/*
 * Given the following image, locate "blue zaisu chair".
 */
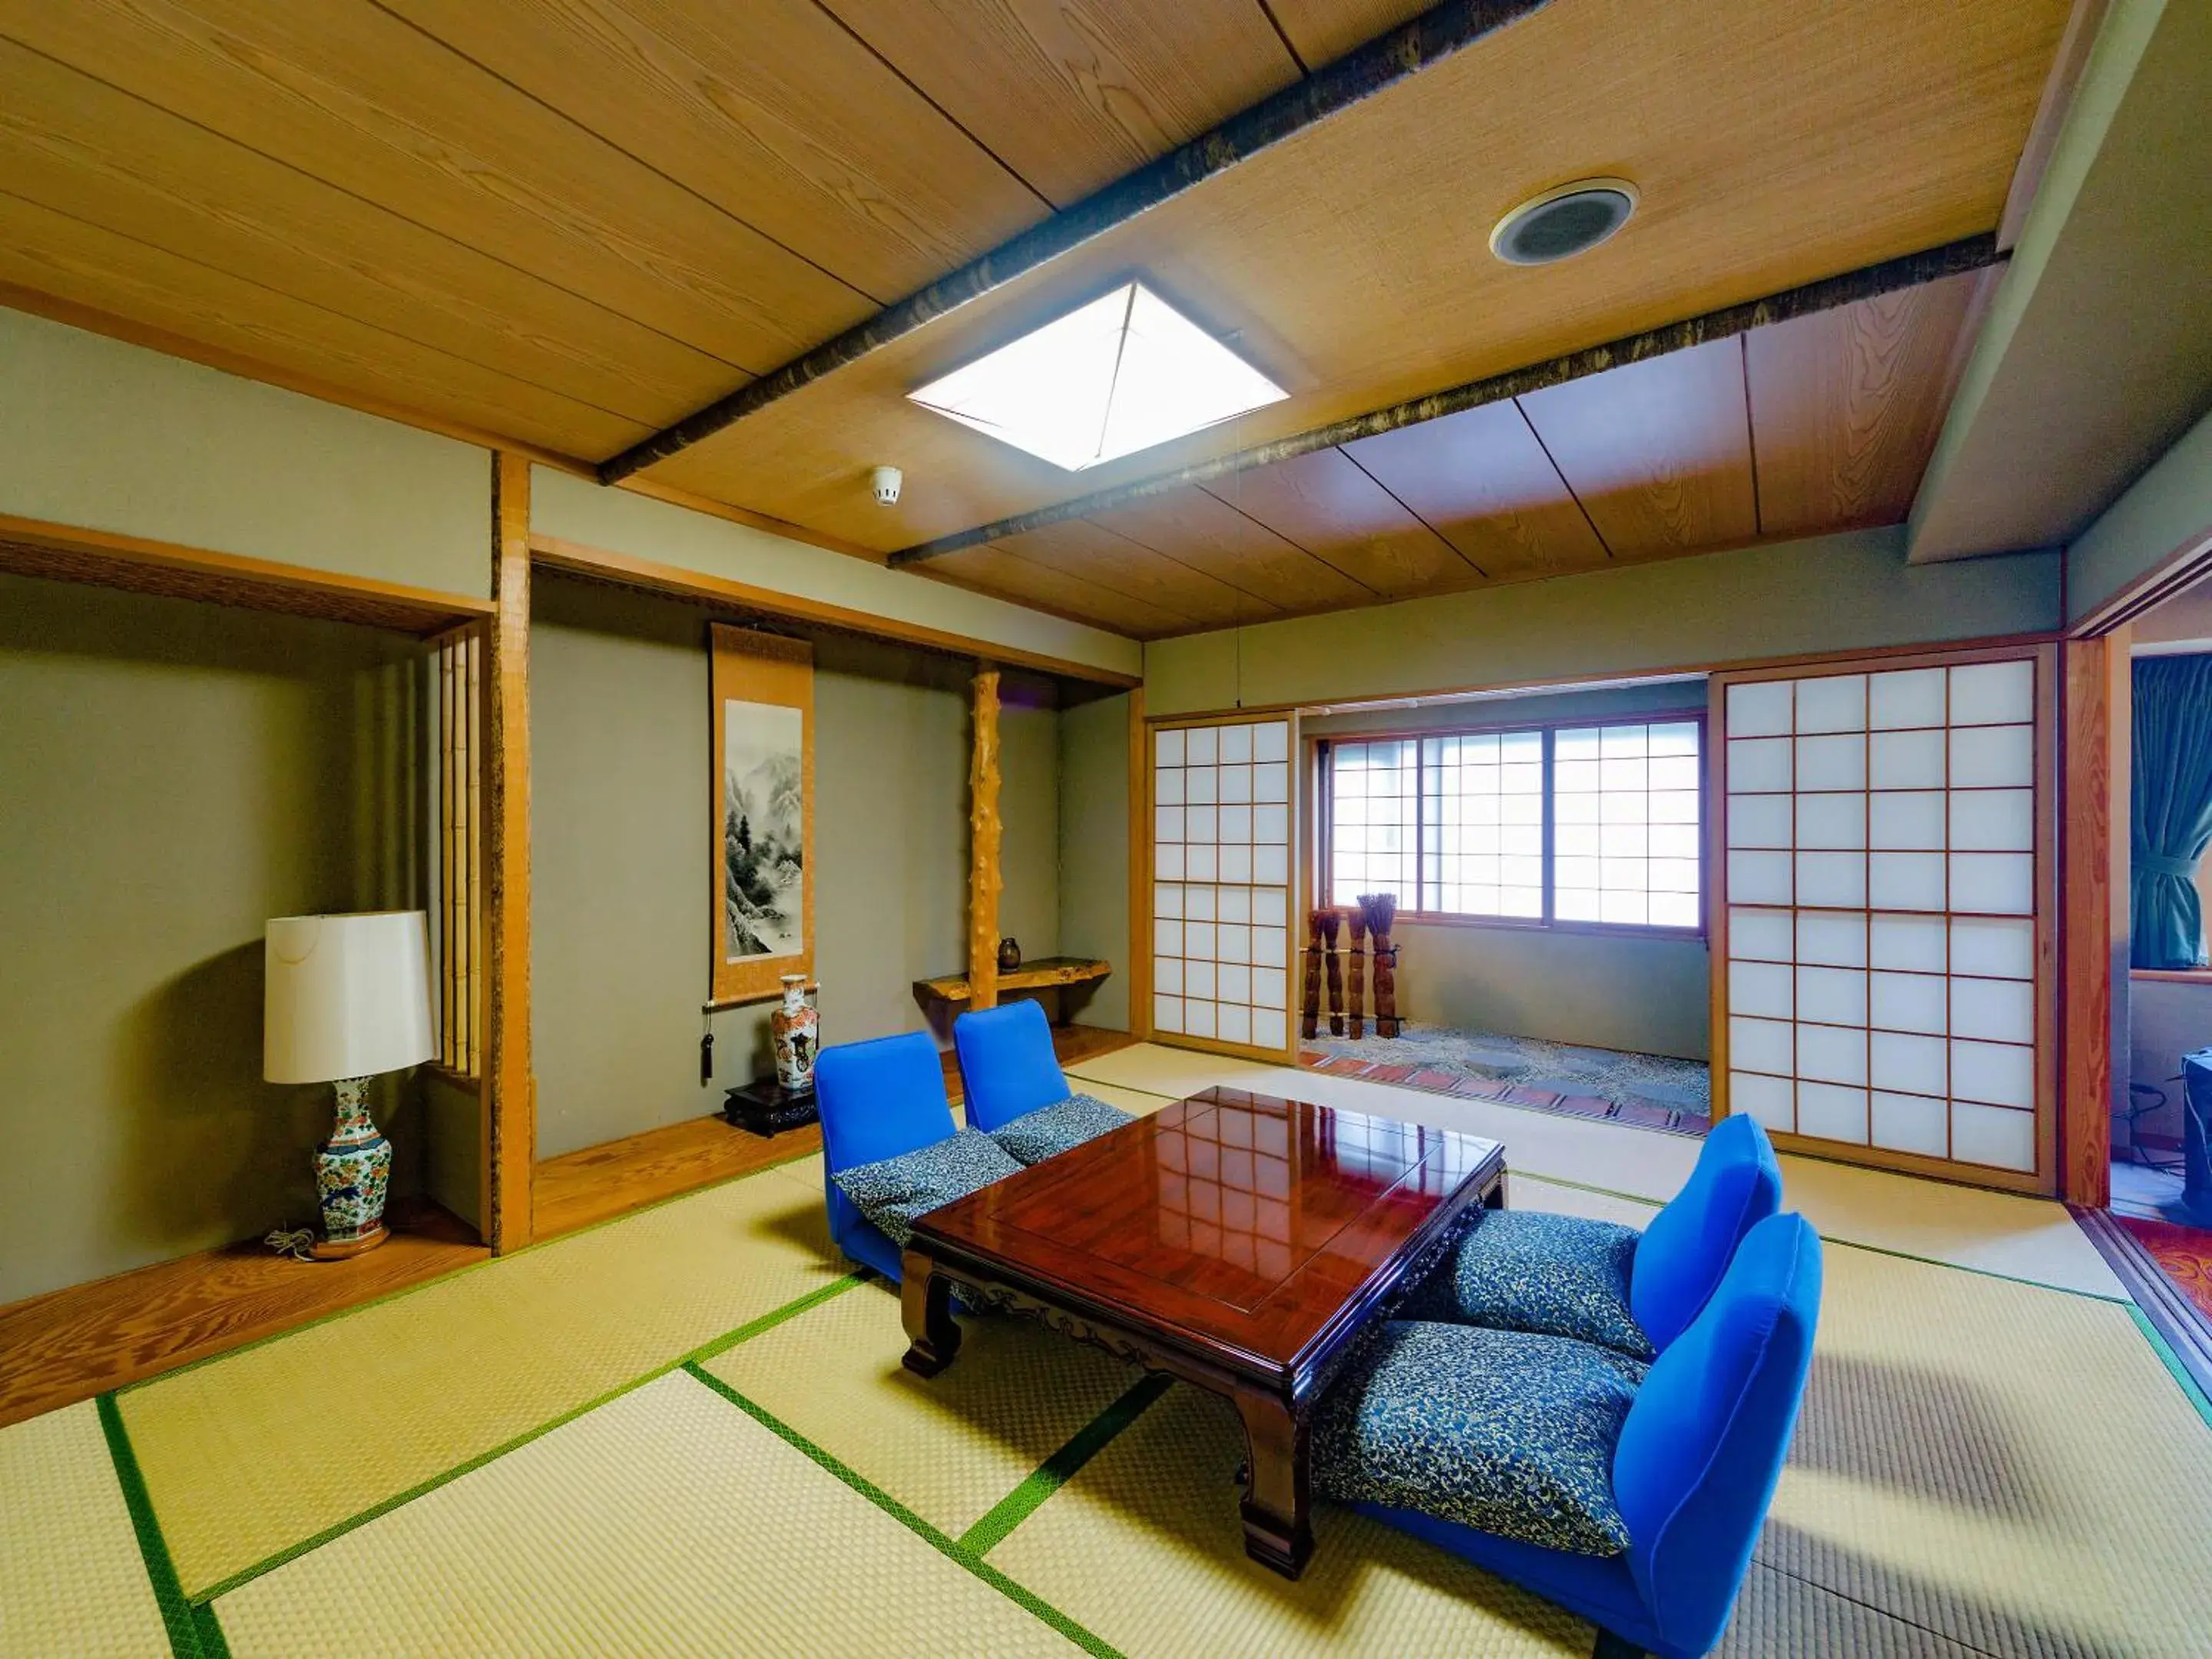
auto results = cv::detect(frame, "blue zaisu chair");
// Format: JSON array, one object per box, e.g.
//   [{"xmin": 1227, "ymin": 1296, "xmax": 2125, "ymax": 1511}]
[
  {"xmin": 813, "ymin": 1031, "xmax": 959, "ymax": 1283},
  {"xmin": 952, "ymin": 998, "xmax": 1070, "ymax": 1131}
]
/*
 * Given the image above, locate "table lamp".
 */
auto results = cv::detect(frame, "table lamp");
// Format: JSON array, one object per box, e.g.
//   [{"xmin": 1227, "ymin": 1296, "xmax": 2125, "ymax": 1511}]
[{"xmin": 264, "ymin": 911, "xmax": 434, "ymax": 1259}]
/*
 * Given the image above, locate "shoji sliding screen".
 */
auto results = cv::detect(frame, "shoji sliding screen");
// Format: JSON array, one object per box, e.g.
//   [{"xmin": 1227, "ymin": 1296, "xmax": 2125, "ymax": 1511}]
[
  {"xmin": 1150, "ymin": 714, "xmax": 1297, "ymax": 1061},
  {"xmin": 1713, "ymin": 648, "xmax": 2056, "ymax": 1194}
]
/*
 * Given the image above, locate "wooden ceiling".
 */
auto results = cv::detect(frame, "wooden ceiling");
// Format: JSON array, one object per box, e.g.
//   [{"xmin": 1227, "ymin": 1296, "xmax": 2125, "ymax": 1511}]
[{"xmin": 0, "ymin": 0, "xmax": 2070, "ymax": 637}]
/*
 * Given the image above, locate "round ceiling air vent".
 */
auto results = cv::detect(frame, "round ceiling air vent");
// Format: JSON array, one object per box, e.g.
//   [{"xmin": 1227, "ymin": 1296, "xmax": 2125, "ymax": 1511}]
[{"xmin": 1489, "ymin": 179, "xmax": 1638, "ymax": 266}]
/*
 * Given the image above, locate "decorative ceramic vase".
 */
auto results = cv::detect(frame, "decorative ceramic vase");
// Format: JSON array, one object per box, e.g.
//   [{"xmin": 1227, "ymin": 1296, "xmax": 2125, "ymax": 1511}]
[
  {"xmin": 997, "ymin": 937, "xmax": 1022, "ymax": 972},
  {"xmin": 316, "ymin": 1075, "xmax": 392, "ymax": 1248},
  {"xmin": 771, "ymin": 973, "xmax": 818, "ymax": 1091}
]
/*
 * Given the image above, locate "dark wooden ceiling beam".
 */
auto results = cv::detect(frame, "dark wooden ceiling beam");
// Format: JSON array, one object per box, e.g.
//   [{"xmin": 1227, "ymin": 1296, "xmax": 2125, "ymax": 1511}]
[
  {"xmin": 594, "ymin": 0, "xmax": 1553, "ymax": 485},
  {"xmin": 888, "ymin": 235, "xmax": 2004, "ymax": 567}
]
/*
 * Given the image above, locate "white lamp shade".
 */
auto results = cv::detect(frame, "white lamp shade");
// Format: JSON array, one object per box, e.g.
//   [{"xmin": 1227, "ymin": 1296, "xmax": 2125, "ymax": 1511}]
[{"xmin": 264, "ymin": 911, "xmax": 435, "ymax": 1084}]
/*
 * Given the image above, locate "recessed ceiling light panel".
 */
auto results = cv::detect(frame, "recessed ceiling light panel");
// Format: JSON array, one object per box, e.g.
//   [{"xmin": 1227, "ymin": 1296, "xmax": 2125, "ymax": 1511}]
[
  {"xmin": 1490, "ymin": 179, "xmax": 1638, "ymax": 266},
  {"xmin": 907, "ymin": 282, "xmax": 1287, "ymax": 471}
]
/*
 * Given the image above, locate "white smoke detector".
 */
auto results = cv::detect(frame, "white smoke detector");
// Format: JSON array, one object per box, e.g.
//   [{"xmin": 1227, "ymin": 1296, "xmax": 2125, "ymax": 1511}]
[{"xmin": 870, "ymin": 465, "xmax": 902, "ymax": 506}]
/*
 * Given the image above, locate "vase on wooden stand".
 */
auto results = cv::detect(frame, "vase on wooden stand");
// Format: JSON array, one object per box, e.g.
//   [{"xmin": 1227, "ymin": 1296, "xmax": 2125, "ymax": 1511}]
[{"xmin": 771, "ymin": 972, "xmax": 818, "ymax": 1091}]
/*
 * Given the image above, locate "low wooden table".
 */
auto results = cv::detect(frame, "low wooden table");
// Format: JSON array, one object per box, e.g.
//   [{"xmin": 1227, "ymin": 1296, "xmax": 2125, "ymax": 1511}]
[{"xmin": 900, "ymin": 1086, "xmax": 1505, "ymax": 1578}]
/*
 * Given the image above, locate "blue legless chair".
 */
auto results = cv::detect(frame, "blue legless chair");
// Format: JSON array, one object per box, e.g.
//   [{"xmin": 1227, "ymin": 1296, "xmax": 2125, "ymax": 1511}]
[
  {"xmin": 815, "ymin": 1031, "xmax": 958, "ymax": 1282},
  {"xmin": 953, "ymin": 998, "xmax": 1070, "ymax": 1131},
  {"xmin": 1359, "ymin": 1212, "xmax": 1825, "ymax": 1658}
]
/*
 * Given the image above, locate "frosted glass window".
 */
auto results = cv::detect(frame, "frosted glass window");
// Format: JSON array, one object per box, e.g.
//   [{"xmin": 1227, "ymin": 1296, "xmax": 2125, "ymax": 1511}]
[
  {"xmin": 1794, "ymin": 674, "xmax": 1866, "ymax": 733},
  {"xmin": 1730, "ymin": 1015, "xmax": 1793, "ymax": 1075},
  {"xmin": 1871, "ymin": 1031, "xmax": 1946, "ymax": 1096},
  {"xmin": 1870, "ymin": 792, "xmax": 1945, "ymax": 850},
  {"xmin": 1797, "ymin": 1024, "xmax": 1868, "ymax": 1085},
  {"xmin": 1869, "ymin": 912, "xmax": 1947, "ymax": 972},
  {"xmin": 1731, "ymin": 1071, "xmax": 1794, "ymax": 1133},
  {"xmin": 1872, "ymin": 1091, "xmax": 1948, "ymax": 1157},
  {"xmin": 1949, "ymin": 1040, "xmax": 2034, "ymax": 1108},
  {"xmin": 1730, "ymin": 907, "xmax": 1796, "ymax": 961},
  {"xmin": 1420, "ymin": 729, "xmax": 1545, "ymax": 918},
  {"xmin": 1729, "ymin": 851, "xmax": 1792, "ymax": 905},
  {"xmin": 1728, "ymin": 794, "xmax": 1793, "ymax": 848},
  {"xmin": 1797, "ymin": 1082, "xmax": 1869, "ymax": 1144},
  {"xmin": 1796, "ymin": 911, "xmax": 1867, "ymax": 966},
  {"xmin": 1949, "ymin": 724, "xmax": 2032, "ymax": 788},
  {"xmin": 1949, "ymin": 790, "xmax": 2034, "ymax": 853},
  {"xmin": 1728, "ymin": 737, "xmax": 1792, "ymax": 792},
  {"xmin": 1797, "ymin": 966, "xmax": 1867, "ymax": 1025},
  {"xmin": 1330, "ymin": 739, "xmax": 1416, "ymax": 906},
  {"xmin": 1727, "ymin": 680, "xmax": 1793, "ymax": 737},
  {"xmin": 1949, "ymin": 661, "xmax": 2034, "ymax": 725},
  {"xmin": 1796, "ymin": 794, "xmax": 1866, "ymax": 849},
  {"xmin": 1949, "ymin": 853, "xmax": 2034, "ymax": 915},
  {"xmin": 1796, "ymin": 852, "xmax": 1866, "ymax": 909},
  {"xmin": 1730, "ymin": 960, "xmax": 1793, "ymax": 1019},
  {"xmin": 1870, "ymin": 729, "xmax": 1945, "ymax": 790},
  {"xmin": 1869, "ymin": 668, "xmax": 1945, "ymax": 729},
  {"xmin": 1951, "ymin": 916, "xmax": 2033, "ymax": 980},
  {"xmin": 1796, "ymin": 735, "xmax": 1866, "ymax": 792},
  {"xmin": 1870, "ymin": 971, "xmax": 1946, "ymax": 1035},
  {"xmin": 1869, "ymin": 853, "xmax": 1945, "ymax": 911},
  {"xmin": 1952, "ymin": 977, "xmax": 2035, "ymax": 1044},
  {"xmin": 1951, "ymin": 1102, "xmax": 2034, "ymax": 1171},
  {"xmin": 1554, "ymin": 722, "xmax": 1698, "ymax": 929}
]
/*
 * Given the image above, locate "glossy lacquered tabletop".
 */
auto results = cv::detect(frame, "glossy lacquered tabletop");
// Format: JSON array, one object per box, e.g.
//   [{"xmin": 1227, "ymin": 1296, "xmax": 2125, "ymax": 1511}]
[{"xmin": 913, "ymin": 1088, "xmax": 1502, "ymax": 1373}]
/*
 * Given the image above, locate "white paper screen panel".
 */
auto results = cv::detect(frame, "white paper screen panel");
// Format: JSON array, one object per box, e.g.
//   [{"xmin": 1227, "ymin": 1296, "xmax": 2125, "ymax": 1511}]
[
  {"xmin": 1154, "ymin": 717, "xmax": 1293, "ymax": 1054},
  {"xmin": 1720, "ymin": 660, "xmax": 2043, "ymax": 1179}
]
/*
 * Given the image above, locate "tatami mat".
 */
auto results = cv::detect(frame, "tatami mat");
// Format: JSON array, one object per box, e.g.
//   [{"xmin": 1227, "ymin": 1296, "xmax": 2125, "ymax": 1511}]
[
  {"xmin": 1065, "ymin": 1045, "xmax": 2124, "ymax": 1300},
  {"xmin": 988, "ymin": 1381, "xmax": 1593, "ymax": 1657},
  {"xmin": 1717, "ymin": 1561, "xmax": 1984, "ymax": 1657},
  {"xmin": 703, "ymin": 1280, "xmax": 1141, "ymax": 1537},
  {"xmin": 1757, "ymin": 1245, "xmax": 2212, "ymax": 1658},
  {"xmin": 120, "ymin": 1167, "xmax": 849, "ymax": 1598},
  {"xmin": 0, "ymin": 1402, "xmax": 169, "ymax": 1658},
  {"xmin": 210, "ymin": 1370, "xmax": 1080, "ymax": 1657}
]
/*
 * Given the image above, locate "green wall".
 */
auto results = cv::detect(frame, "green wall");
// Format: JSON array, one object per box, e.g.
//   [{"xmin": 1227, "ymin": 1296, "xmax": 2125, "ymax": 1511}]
[
  {"xmin": 2067, "ymin": 406, "xmax": 2212, "ymax": 624},
  {"xmin": 1057, "ymin": 691, "xmax": 1133, "ymax": 1031},
  {"xmin": 0, "ymin": 572, "xmax": 422, "ymax": 1305},
  {"xmin": 1144, "ymin": 527, "xmax": 2059, "ymax": 716},
  {"xmin": 0, "ymin": 308, "xmax": 489, "ymax": 598},
  {"xmin": 1306, "ymin": 682, "xmax": 1711, "ymax": 1058},
  {"xmin": 529, "ymin": 575, "xmax": 1062, "ymax": 1159}
]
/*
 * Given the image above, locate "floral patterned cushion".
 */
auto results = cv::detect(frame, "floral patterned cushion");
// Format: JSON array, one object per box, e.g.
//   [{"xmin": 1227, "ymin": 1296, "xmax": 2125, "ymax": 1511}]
[
  {"xmin": 1314, "ymin": 1321, "xmax": 1640, "ymax": 1556},
  {"xmin": 988, "ymin": 1092, "xmax": 1134, "ymax": 1165},
  {"xmin": 1400, "ymin": 1209, "xmax": 1653, "ymax": 1361},
  {"xmin": 830, "ymin": 1128, "xmax": 1022, "ymax": 1247}
]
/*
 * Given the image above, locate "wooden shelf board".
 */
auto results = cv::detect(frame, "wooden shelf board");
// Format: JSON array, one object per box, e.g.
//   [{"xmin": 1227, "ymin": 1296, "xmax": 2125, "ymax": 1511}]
[
  {"xmin": 914, "ymin": 955, "xmax": 1112, "ymax": 1007},
  {"xmin": 0, "ymin": 1198, "xmax": 485, "ymax": 1430}
]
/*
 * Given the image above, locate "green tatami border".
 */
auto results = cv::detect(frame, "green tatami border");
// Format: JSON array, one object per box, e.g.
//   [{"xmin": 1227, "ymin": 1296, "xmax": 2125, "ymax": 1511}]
[
  {"xmin": 187, "ymin": 1270, "xmax": 869, "ymax": 1606},
  {"xmin": 97, "ymin": 1392, "xmax": 211, "ymax": 1659},
  {"xmin": 2128, "ymin": 1305, "xmax": 2212, "ymax": 1429},
  {"xmin": 682, "ymin": 1362, "xmax": 1124, "ymax": 1659},
  {"xmin": 959, "ymin": 1371, "xmax": 1174, "ymax": 1556}
]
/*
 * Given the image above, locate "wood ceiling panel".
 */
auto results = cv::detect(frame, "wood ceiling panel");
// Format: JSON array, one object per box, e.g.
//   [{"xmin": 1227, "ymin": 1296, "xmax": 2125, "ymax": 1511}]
[
  {"xmin": 1210, "ymin": 449, "xmax": 1480, "ymax": 597},
  {"xmin": 0, "ymin": 40, "xmax": 724, "ymax": 433},
  {"xmin": 1341, "ymin": 399, "xmax": 1609, "ymax": 580},
  {"xmin": 645, "ymin": 0, "xmax": 2065, "ymax": 545},
  {"xmin": 1088, "ymin": 486, "xmax": 1376, "ymax": 612},
  {"xmin": 1518, "ymin": 339, "xmax": 1757, "ymax": 558},
  {"xmin": 820, "ymin": 0, "xmax": 1301, "ymax": 207},
  {"xmin": 1746, "ymin": 272, "xmax": 1984, "ymax": 540},
  {"xmin": 1264, "ymin": 1, "xmax": 1429, "ymax": 71},
  {"xmin": 0, "ymin": 0, "xmax": 873, "ymax": 376},
  {"xmin": 378, "ymin": 0, "xmax": 1048, "ymax": 304},
  {"xmin": 988, "ymin": 519, "xmax": 1273, "ymax": 628},
  {"xmin": 925, "ymin": 545, "xmax": 1192, "ymax": 638},
  {"xmin": 0, "ymin": 190, "xmax": 651, "ymax": 459}
]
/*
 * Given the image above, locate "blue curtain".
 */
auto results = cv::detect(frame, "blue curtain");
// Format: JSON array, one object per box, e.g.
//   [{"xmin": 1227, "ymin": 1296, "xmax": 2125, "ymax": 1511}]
[{"xmin": 2131, "ymin": 655, "xmax": 2212, "ymax": 969}]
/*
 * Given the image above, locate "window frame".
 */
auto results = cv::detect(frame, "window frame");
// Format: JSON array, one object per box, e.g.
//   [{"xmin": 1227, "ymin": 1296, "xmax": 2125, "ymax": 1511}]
[{"xmin": 1313, "ymin": 709, "xmax": 1709, "ymax": 941}]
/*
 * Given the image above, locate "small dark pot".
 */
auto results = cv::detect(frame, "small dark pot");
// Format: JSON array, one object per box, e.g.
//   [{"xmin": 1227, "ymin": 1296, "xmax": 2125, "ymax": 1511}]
[{"xmin": 997, "ymin": 937, "xmax": 1022, "ymax": 972}]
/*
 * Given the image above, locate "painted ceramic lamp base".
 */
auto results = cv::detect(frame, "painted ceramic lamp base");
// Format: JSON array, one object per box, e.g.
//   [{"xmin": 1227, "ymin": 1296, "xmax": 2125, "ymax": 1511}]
[{"xmin": 313, "ymin": 1074, "xmax": 392, "ymax": 1259}]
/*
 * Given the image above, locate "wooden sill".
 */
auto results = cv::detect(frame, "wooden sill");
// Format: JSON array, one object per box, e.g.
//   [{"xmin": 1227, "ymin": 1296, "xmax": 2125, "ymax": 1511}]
[{"xmin": 2131, "ymin": 968, "xmax": 2212, "ymax": 984}]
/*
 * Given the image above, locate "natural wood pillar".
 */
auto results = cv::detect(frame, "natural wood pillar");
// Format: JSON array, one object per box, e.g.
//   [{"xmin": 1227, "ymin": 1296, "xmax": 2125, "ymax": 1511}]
[
  {"xmin": 969, "ymin": 667, "xmax": 1003, "ymax": 1012},
  {"xmin": 485, "ymin": 452, "xmax": 534, "ymax": 1251},
  {"xmin": 2061, "ymin": 630, "xmax": 2128, "ymax": 1208}
]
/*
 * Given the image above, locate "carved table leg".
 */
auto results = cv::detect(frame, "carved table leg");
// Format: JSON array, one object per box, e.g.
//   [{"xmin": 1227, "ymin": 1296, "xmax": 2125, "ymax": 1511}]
[
  {"xmin": 1233, "ymin": 1391, "xmax": 1312, "ymax": 1578},
  {"xmin": 899, "ymin": 1250, "xmax": 961, "ymax": 1377},
  {"xmin": 1485, "ymin": 1169, "xmax": 1510, "ymax": 1210}
]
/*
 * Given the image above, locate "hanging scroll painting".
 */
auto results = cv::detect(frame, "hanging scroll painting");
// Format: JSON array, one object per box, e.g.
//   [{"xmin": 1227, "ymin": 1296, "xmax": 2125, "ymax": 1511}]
[{"xmin": 710, "ymin": 624, "xmax": 814, "ymax": 1004}]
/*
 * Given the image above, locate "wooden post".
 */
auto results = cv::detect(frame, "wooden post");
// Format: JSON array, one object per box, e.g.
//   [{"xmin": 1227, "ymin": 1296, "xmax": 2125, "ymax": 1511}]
[
  {"xmin": 969, "ymin": 667, "xmax": 1003, "ymax": 1012},
  {"xmin": 2061, "ymin": 631, "xmax": 2128, "ymax": 1208},
  {"xmin": 485, "ymin": 452, "xmax": 534, "ymax": 1252}
]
